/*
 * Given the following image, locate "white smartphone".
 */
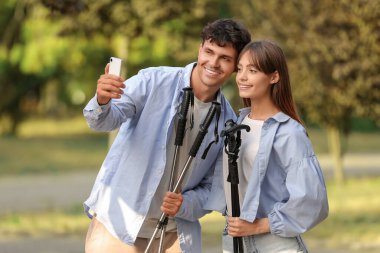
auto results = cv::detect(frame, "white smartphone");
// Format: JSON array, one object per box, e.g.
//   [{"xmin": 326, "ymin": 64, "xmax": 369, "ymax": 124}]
[{"xmin": 109, "ymin": 57, "xmax": 122, "ymax": 76}]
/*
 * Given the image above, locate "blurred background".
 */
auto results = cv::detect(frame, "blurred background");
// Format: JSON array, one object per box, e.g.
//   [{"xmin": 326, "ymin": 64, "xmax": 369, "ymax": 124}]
[{"xmin": 0, "ymin": 0, "xmax": 379, "ymax": 252}]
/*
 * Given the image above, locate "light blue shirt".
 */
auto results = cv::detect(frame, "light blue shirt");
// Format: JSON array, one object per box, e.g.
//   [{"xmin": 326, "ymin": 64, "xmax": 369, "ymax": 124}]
[
  {"xmin": 205, "ymin": 108, "xmax": 329, "ymax": 237},
  {"xmin": 83, "ymin": 63, "xmax": 236, "ymax": 252}
]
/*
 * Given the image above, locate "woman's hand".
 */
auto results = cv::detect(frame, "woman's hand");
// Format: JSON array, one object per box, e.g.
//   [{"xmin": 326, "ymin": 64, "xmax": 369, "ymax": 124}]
[{"xmin": 227, "ymin": 217, "xmax": 270, "ymax": 237}]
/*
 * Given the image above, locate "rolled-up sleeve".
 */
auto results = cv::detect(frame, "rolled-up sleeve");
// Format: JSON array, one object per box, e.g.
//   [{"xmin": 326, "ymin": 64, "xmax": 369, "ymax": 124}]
[
  {"xmin": 268, "ymin": 155, "xmax": 329, "ymax": 237},
  {"xmin": 176, "ymin": 163, "xmax": 215, "ymax": 222},
  {"xmin": 83, "ymin": 96, "xmax": 113, "ymax": 130}
]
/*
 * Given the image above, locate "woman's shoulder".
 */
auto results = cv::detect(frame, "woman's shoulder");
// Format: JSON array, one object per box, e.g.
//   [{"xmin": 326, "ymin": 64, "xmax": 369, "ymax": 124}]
[
  {"xmin": 274, "ymin": 114, "xmax": 313, "ymax": 152},
  {"xmin": 270, "ymin": 115, "xmax": 316, "ymax": 166},
  {"xmin": 274, "ymin": 113, "xmax": 307, "ymax": 137}
]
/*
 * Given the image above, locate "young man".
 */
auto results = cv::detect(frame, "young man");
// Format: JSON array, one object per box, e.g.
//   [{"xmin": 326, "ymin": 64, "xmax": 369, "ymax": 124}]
[{"xmin": 83, "ymin": 18, "xmax": 251, "ymax": 253}]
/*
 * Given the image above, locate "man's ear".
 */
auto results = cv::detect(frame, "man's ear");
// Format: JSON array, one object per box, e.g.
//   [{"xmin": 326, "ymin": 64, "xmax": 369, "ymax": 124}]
[{"xmin": 271, "ymin": 71, "xmax": 280, "ymax": 84}]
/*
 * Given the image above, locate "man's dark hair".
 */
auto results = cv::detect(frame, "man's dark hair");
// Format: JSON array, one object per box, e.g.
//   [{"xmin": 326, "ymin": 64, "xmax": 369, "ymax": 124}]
[{"xmin": 201, "ymin": 19, "xmax": 251, "ymax": 55}]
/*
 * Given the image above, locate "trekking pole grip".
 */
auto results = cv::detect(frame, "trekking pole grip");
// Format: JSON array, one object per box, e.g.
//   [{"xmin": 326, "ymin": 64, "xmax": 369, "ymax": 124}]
[
  {"xmin": 175, "ymin": 87, "xmax": 193, "ymax": 146},
  {"xmin": 189, "ymin": 101, "xmax": 220, "ymax": 157}
]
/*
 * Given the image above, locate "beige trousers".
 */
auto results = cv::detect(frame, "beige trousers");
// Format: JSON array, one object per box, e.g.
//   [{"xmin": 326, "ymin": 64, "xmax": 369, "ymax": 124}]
[{"xmin": 85, "ymin": 218, "xmax": 182, "ymax": 253}]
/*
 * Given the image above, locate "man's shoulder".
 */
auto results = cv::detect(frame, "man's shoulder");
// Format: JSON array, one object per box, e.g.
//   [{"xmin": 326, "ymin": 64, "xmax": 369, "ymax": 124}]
[
  {"xmin": 137, "ymin": 63, "xmax": 195, "ymax": 78},
  {"xmin": 137, "ymin": 65, "xmax": 185, "ymax": 78}
]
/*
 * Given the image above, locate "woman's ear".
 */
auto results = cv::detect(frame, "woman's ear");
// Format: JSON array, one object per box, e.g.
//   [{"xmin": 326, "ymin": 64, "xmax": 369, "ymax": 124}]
[{"xmin": 271, "ymin": 71, "xmax": 280, "ymax": 84}]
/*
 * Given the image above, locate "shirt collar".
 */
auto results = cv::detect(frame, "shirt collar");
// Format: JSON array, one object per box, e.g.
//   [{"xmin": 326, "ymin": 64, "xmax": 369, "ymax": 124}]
[
  {"xmin": 181, "ymin": 62, "xmax": 197, "ymax": 88},
  {"xmin": 238, "ymin": 107, "xmax": 290, "ymax": 123}
]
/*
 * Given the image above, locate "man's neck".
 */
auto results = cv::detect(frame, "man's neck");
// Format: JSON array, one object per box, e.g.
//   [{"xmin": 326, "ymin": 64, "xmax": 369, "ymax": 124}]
[{"xmin": 192, "ymin": 88, "xmax": 218, "ymax": 103}]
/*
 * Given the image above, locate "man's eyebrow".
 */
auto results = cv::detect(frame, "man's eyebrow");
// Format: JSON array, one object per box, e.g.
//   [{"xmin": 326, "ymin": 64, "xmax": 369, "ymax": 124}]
[{"xmin": 222, "ymin": 54, "xmax": 234, "ymax": 59}]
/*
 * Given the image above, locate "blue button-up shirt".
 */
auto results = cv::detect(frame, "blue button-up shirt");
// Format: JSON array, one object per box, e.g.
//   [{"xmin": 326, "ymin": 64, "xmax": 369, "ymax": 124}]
[
  {"xmin": 205, "ymin": 108, "xmax": 329, "ymax": 237},
  {"xmin": 83, "ymin": 63, "xmax": 236, "ymax": 252}
]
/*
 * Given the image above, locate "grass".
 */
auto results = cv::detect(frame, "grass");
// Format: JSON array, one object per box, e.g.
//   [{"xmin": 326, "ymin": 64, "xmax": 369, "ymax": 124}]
[
  {"xmin": 304, "ymin": 177, "xmax": 380, "ymax": 251},
  {"xmin": 16, "ymin": 115, "xmax": 96, "ymax": 138},
  {"xmin": 0, "ymin": 177, "xmax": 379, "ymax": 251},
  {"xmin": 0, "ymin": 205, "xmax": 87, "ymax": 238},
  {"xmin": 0, "ymin": 116, "xmax": 109, "ymax": 176},
  {"xmin": 0, "ymin": 116, "xmax": 379, "ymax": 176},
  {"xmin": 0, "ymin": 134, "xmax": 108, "ymax": 175}
]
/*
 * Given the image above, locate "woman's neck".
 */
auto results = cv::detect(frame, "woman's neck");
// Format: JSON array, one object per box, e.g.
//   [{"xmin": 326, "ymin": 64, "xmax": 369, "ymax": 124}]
[{"xmin": 249, "ymin": 98, "xmax": 280, "ymax": 121}]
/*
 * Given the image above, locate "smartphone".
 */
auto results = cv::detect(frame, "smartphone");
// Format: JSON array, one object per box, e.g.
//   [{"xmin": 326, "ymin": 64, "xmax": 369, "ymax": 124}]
[{"xmin": 109, "ymin": 57, "xmax": 122, "ymax": 76}]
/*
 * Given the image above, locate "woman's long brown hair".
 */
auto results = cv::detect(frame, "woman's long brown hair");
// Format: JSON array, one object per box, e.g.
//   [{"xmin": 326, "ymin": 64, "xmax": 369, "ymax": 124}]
[{"xmin": 239, "ymin": 41, "xmax": 304, "ymax": 126}]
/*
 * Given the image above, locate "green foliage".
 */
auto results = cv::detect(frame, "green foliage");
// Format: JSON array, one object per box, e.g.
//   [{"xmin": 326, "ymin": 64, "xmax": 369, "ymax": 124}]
[
  {"xmin": 0, "ymin": 0, "xmax": 227, "ymax": 135},
  {"xmin": 0, "ymin": 0, "xmax": 107, "ymax": 135},
  {"xmin": 1, "ymin": 0, "xmax": 379, "ymax": 138},
  {"xmin": 233, "ymin": 0, "xmax": 380, "ymax": 182},
  {"xmin": 234, "ymin": 0, "xmax": 380, "ymax": 132}
]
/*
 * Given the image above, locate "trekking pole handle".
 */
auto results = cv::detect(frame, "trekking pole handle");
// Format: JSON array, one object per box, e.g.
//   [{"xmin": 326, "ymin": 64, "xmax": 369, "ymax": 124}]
[
  {"xmin": 175, "ymin": 87, "xmax": 193, "ymax": 146},
  {"xmin": 221, "ymin": 119, "xmax": 250, "ymax": 137},
  {"xmin": 189, "ymin": 101, "xmax": 220, "ymax": 157}
]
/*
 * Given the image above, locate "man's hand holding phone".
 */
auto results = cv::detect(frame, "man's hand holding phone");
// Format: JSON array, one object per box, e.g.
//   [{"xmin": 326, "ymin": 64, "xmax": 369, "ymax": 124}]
[{"xmin": 96, "ymin": 57, "xmax": 125, "ymax": 105}]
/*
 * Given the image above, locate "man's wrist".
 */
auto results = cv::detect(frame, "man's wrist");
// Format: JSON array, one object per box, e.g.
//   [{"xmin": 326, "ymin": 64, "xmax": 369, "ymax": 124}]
[{"xmin": 97, "ymin": 98, "xmax": 110, "ymax": 106}]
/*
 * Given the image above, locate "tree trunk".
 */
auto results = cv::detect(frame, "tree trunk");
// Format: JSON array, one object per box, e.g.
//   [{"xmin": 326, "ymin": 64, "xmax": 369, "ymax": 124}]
[{"xmin": 326, "ymin": 126, "xmax": 344, "ymax": 184}]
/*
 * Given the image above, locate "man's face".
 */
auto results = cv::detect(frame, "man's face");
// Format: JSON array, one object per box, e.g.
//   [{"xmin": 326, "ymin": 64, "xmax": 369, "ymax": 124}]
[{"xmin": 195, "ymin": 40, "xmax": 238, "ymax": 90}]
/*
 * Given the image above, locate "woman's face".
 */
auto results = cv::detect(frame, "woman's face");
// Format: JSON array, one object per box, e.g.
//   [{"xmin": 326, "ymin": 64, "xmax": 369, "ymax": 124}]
[{"xmin": 236, "ymin": 51, "xmax": 273, "ymax": 102}]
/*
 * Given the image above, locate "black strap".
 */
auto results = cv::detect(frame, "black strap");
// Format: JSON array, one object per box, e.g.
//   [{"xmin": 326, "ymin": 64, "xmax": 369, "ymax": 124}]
[{"xmin": 201, "ymin": 104, "xmax": 221, "ymax": 159}]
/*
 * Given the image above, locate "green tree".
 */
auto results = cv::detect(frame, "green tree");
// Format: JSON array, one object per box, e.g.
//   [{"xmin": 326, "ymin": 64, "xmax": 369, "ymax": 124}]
[
  {"xmin": 0, "ymin": 0, "xmax": 43, "ymax": 134},
  {"xmin": 0, "ymin": 0, "xmax": 233, "ymax": 136},
  {"xmin": 41, "ymin": 0, "xmax": 226, "ymax": 144},
  {"xmin": 0, "ymin": 0, "xmax": 110, "ymax": 135},
  {"xmin": 234, "ymin": 0, "xmax": 380, "ymax": 183}
]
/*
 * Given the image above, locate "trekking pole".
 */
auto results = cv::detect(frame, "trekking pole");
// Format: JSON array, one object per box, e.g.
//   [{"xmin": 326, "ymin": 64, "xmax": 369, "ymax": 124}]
[
  {"xmin": 158, "ymin": 87, "xmax": 193, "ymax": 253},
  {"xmin": 221, "ymin": 119, "xmax": 250, "ymax": 253},
  {"xmin": 144, "ymin": 101, "xmax": 221, "ymax": 253}
]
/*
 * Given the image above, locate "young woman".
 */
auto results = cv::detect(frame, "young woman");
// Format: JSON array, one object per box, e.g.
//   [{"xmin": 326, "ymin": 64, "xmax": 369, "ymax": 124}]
[{"xmin": 206, "ymin": 41, "xmax": 329, "ymax": 253}]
